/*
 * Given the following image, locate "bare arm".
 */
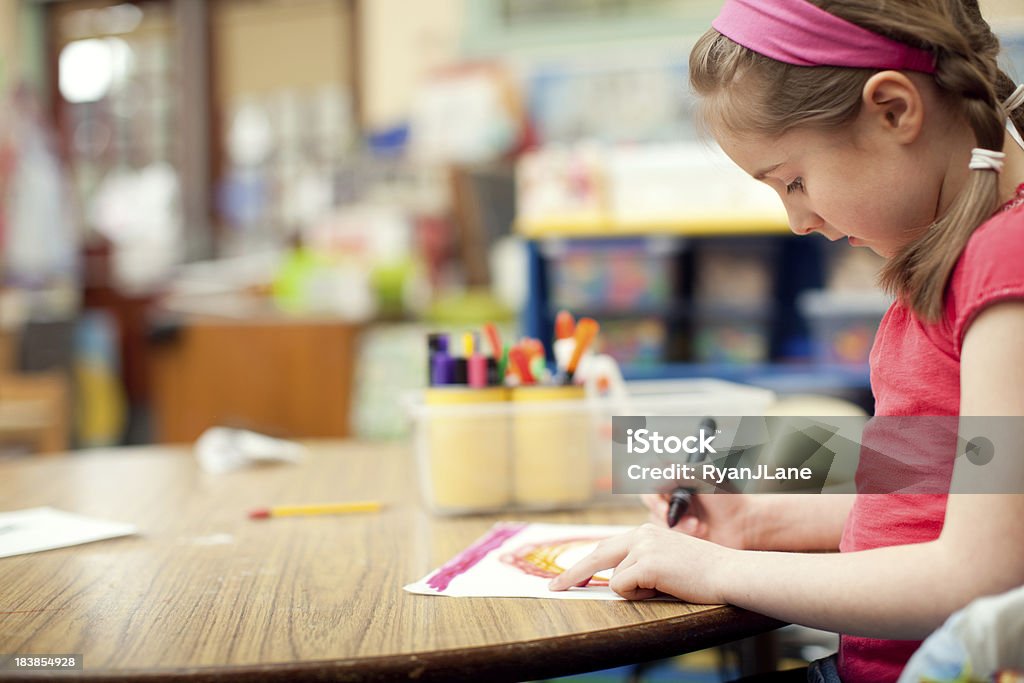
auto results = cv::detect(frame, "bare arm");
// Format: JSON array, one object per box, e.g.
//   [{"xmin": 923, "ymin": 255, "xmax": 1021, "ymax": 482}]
[
  {"xmin": 744, "ymin": 494, "xmax": 854, "ymax": 551},
  {"xmin": 555, "ymin": 303, "xmax": 1024, "ymax": 639},
  {"xmin": 643, "ymin": 493, "xmax": 853, "ymax": 551}
]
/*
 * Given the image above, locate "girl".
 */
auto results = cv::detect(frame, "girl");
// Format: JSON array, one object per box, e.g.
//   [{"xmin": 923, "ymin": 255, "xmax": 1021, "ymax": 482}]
[{"xmin": 549, "ymin": 1, "xmax": 1024, "ymax": 681}]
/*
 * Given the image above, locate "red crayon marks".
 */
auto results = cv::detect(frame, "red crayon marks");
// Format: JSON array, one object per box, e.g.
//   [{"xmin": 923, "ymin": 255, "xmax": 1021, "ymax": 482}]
[{"xmin": 426, "ymin": 522, "xmax": 528, "ymax": 592}]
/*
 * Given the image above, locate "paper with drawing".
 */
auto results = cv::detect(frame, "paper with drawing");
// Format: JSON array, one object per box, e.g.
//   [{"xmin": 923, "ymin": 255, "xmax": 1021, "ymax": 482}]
[{"xmin": 404, "ymin": 522, "xmax": 673, "ymax": 600}]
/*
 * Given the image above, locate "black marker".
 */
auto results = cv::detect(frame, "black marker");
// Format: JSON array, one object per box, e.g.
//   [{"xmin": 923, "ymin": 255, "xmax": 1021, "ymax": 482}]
[
  {"xmin": 666, "ymin": 487, "xmax": 692, "ymax": 528},
  {"xmin": 665, "ymin": 417, "xmax": 717, "ymax": 528}
]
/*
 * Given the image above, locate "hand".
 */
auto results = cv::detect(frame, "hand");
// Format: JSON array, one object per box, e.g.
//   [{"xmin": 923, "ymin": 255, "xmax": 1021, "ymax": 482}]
[
  {"xmin": 548, "ymin": 523, "xmax": 733, "ymax": 603},
  {"xmin": 641, "ymin": 492, "xmax": 756, "ymax": 549}
]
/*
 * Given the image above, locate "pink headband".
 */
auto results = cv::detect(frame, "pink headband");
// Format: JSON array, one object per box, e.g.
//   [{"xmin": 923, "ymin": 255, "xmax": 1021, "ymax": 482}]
[{"xmin": 712, "ymin": 0, "xmax": 936, "ymax": 74}]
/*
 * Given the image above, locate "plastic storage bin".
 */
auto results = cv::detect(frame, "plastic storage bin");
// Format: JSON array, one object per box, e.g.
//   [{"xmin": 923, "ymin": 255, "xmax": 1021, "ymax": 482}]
[
  {"xmin": 694, "ymin": 238, "xmax": 778, "ymax": 309},
  {"xmin": 597, "ymin": 317, "xmax": 667, "ymax": 367},
  {"xmin": 799, "ymin": 290, "xmax": 892, "ymax": 366},
  {"xmin": 407, "ymin": 378, "xmax": 776, "ymax": 515},
  {"xmin": 693, "ymin": 306, "xmax": 771, "ymax": 364},
  {"xmin": 542, "ymin": 238, "xmax": 679, "ymax": 313}
]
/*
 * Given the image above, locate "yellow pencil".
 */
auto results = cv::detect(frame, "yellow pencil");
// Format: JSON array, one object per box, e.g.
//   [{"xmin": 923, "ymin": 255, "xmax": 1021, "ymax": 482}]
[{"xmin": 248, "ymin": 501, "xmax": 382, "ymax": 519}]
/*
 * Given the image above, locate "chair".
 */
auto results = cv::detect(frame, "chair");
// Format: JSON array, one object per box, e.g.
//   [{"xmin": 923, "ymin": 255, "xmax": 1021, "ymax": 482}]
[{"xmin": 0, "ymin": 331, "xmax": 70, "ymax": 455}]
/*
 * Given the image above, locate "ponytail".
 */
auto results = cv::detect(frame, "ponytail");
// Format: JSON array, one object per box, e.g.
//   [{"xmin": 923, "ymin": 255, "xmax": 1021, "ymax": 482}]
[{"xmin": 879, "ymin": 4, "xmax": 1008, "ymax": 321}]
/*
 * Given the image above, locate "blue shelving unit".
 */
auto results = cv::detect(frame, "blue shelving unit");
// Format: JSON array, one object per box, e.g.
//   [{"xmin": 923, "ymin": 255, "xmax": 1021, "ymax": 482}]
[{"xmin": 520, "ymin": 234, "xmax": 874, "ymax": 408}]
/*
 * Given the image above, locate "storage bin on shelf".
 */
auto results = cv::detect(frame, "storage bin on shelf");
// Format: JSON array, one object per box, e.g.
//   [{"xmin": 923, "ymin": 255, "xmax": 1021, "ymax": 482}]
[
  {"xmin": 798, "ymin": 290, "xmax": 892, "ymax": 366},
  {"xmin": 595, "ymin": 317, "xmax": 667, "ymax": 367},
  {"xmin": 693, "ymin": 238, "xmax": 778, "ymax": 309},
  {"xmin": 407, "ymin": 378, "xmax": 776, "ymax": 515},
  {"xmin": 541, "ymin": 237, "xmax": 680, "ymax": 313},
  {"xmin": 692, "ymin": 305, "xmax": 772, "ymax": 364}
]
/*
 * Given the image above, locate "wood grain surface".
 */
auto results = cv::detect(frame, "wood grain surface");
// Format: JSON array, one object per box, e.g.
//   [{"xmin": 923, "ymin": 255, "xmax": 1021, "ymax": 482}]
[{"xmin": 0, "ymin": 441, "xmax": 782, "ymax": 682}]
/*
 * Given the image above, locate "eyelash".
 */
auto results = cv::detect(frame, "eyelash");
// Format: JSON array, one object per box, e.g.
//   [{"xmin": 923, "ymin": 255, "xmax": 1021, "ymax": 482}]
[{"xmin": 786, "ymin": 177, "xmax": 805, "ymax": 194}]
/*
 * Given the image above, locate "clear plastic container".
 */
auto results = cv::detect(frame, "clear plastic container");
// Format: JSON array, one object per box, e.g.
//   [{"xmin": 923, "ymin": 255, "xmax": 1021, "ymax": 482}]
[{"xmin": 407, "ymin": 379, "xmax": 776, "ymax": 515}]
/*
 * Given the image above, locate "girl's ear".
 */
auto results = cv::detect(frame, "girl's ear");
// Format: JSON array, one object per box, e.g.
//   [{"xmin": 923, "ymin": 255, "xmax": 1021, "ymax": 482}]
[{"xmin": 861, "ymin": 71, "xmax": 925, "ymax": 144}]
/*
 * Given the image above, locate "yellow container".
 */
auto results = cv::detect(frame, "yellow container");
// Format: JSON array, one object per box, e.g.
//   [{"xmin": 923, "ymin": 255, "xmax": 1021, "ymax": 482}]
[
  {"xmin": 423, "ymin": 387, "xmax": 510, "ymax": 512},
  {"xmin": 511, "ymin": 385, "xmax": 592, "ymax": 507}
]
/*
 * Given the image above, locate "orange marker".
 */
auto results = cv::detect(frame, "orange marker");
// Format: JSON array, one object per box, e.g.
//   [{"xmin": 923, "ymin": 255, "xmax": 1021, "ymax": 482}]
[
  {"xmin": 565, "ymin": 317, "xmax": 599, "ymax": 383},
  {"xmin": 523, "ymin": 338, "xmax": 545, "ymax": 361},
  {"xmin": 555, "ymin": 310, "xmax": 576, "ymax": 340},
  {"xmin": 508, "ymin": 346, "xmax": 535, "ymax": 384},
  {"xmin": 483, "ymin": 323, "xmax": 502, "ymax": 358}
]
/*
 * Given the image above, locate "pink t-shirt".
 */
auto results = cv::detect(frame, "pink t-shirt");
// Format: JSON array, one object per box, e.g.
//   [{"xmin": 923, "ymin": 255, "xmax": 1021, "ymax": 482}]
[{"xmin": 837, "ymin": 185, "xmax": 1024, "ymax": 683}]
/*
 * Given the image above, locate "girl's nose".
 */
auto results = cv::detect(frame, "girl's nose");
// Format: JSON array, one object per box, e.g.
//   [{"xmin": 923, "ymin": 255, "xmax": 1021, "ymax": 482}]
[{"xmin": 786, "ymin": 205, "xmax": 824, "ymax": 236}]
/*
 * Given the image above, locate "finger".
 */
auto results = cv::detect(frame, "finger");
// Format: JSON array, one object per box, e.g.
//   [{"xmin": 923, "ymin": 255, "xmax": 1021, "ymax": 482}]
[
  {"xmin": 677, "ymin": 516, "xmax": 699, "ymax": 535},
  {"xmin": 612, "ymin": 554, "xmax": 637, "ymax": 577},
  {"xmin": 549, "ymin": 534, "xmax": 632, "ymax": 591},
  {"xmin": 640, "ymin": 493, "xmax": 668, "ymax": 512},
  {"xmin": 608, "ymin": 562, "xmax": 659, "ymax": 601}
]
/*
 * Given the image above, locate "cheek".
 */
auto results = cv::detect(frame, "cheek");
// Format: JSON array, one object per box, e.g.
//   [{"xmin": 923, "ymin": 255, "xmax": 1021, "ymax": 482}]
[{"xmin": 824, "ymin": 174, "xmax": 912, "ymax": 235}]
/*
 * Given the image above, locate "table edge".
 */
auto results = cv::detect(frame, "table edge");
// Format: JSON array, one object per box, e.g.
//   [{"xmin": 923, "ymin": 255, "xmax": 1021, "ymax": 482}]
[{"xmin": 2, "ymin": 606, "xmax": 785, "ymax": 683}]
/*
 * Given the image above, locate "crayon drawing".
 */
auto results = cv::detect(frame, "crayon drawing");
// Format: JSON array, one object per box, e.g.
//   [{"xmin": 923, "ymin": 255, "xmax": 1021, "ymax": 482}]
[
  {"xmin": 501, "ymin": 537, "xmax": 611, "ymax": 586},
  {"xmin": 404, "ymin": 522, "xmax": 672, "ymax": 601}
]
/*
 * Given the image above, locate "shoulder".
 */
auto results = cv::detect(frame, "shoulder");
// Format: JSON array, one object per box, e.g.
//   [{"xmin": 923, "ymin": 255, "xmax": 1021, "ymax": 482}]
[
  {"xmin": 947, "ymin": 204, "xmax": 1024, "ymax": 354},
  {"xmin": 959, "ymin": 203, "xmax": 1024, "ymax": 265}
]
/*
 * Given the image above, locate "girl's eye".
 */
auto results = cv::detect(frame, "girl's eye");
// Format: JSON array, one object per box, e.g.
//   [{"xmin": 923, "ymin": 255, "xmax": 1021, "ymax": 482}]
[{"xmin": 786, "ymin": 177, "xmax": 805, "ymax": 194}]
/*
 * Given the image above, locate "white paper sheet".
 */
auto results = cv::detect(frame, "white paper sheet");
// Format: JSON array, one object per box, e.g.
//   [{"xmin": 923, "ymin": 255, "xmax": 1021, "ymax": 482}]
[
  {"xmin": 404, "ymin": 522, "xmax": 674, "ymax": 601},
  {"xmin": 0, "ymin": 507, "xmax": 137, "ymax": 559}
]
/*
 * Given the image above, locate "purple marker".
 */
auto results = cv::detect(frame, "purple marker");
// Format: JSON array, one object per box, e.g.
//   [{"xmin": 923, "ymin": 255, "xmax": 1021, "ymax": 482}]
[{"xmin": 428, "ymin": 334, "xmax": 452, "ymax": 386}]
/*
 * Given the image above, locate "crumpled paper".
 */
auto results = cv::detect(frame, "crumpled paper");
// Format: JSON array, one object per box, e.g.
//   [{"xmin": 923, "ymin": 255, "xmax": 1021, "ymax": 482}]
[
  {"xmin": 898, "ymin": 584, "xmax": 1024, "ymax": 682},
  {"xmin": 194, "ymin": 427, "xmax": 306, "ymax": 474}
]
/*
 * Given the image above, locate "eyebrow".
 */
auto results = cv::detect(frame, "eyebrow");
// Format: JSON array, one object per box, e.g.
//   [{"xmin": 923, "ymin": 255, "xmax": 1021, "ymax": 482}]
[{"xmin": 753, "ymin": 163, "xmax": 783, "ymax": 181}]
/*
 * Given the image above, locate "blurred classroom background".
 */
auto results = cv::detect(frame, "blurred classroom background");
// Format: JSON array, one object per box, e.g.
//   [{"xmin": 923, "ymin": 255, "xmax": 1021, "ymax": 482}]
[
  {"xmin": 3, "ymin": 2, "xmax": 1024, "ymax": 682},
  {"xmin": 0, "ymin": 0, "xmax": 1022, "ymax": 455}
]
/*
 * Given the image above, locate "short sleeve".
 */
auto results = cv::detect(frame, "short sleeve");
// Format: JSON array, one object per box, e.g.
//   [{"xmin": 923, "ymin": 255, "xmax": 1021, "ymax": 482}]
[{"xmin": 950, "ymin": 207, "xmax": 1024, "ymax": 355}]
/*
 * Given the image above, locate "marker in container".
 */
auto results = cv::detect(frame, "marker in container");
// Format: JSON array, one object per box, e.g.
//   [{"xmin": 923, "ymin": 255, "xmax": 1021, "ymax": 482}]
[
  {"xmin": 555, "ymin": 310, "xmax": 576, "ymax": 341},
  {"xmin": 483, "ymin": 323, "xmax": 502, "ymax": 358},
  {"xmin": 427, "ymin": 333, "xmax": 450, "ymax": 385},
  {"xmin": 451, "ymin": 332, "xmax": 472, "ymax": 385},
  {"xmin": 468, "ymin": 335, "xmax": 489, "ymax": 389},
  {"xmin": 563, "ymin": 318, "xmax": 600, "ymax": 384},
  {"xmin": 486, "ymin": 356, "xmax": 501, "ymax": 386},
  {"xmin": 430, "ymin": 335, "xmax": 455, "ymax": 386},
  {"xmin": 508, "ymin": 346, "xmax": 535, "ymax": 385},
  {"xmin": 553, "ymin": 310, "xmax": 577, "ymax": 372}
]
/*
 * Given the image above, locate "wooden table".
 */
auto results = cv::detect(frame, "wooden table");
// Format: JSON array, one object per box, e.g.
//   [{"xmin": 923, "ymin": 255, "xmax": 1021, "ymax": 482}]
[{"xmin": 0, "ymin": 441, "xmax": 782, "ymax": 682}]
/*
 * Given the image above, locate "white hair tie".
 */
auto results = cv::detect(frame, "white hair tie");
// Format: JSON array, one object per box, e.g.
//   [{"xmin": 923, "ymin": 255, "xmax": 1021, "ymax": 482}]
[
  {"xmin": 1004, "ymin": 83, "xmax": 1024, "ymax": 151},
  {"xmin": 969, "ymin": 148, "xmax": 1006, "ymax": 172},
  {"xmin": 968, "ymin": 84, "xmax": 1024, "ymax": 172}
]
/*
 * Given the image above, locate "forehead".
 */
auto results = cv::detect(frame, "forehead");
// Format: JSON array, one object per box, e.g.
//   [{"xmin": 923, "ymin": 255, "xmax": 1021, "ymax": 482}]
[
  {"xmin": 715, "ymin": 129, "xmax": 793, "ymax": 179},
  {"xmin": 715, "ymin": 126, "xmax": 842, "ymax": 179}
]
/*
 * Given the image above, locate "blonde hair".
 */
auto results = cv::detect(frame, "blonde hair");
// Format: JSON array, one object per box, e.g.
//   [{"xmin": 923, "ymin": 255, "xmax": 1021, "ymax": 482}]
[{"xmin": 690, "ymin": 0, "xmax": 1024, "ymax": 322}]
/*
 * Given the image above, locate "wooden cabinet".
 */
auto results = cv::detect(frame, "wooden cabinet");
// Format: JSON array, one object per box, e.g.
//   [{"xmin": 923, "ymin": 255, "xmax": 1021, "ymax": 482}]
[{"xmin": 151, "ymin": 316, "xmax": 359, "ymax": 443}]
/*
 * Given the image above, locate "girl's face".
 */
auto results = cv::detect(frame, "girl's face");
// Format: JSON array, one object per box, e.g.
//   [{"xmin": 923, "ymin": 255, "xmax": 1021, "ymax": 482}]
[{"xmin": 716, "ymin": 113, "xmax": 947, "ymax": 258}]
